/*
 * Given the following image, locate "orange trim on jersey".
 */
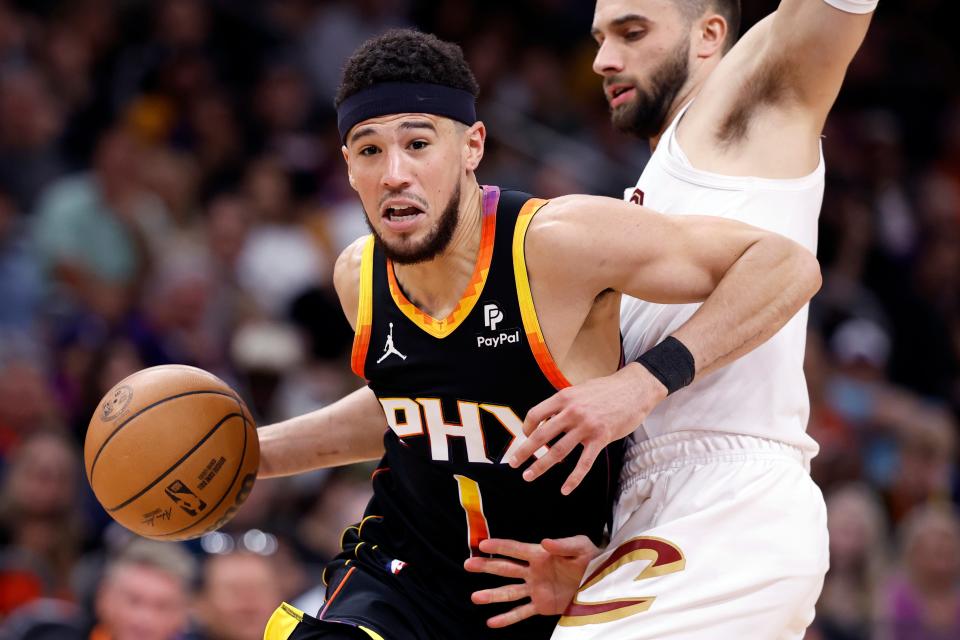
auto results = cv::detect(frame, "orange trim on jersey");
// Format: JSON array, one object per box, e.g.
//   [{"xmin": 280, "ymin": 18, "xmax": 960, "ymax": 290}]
[
  {"xmin": 513, "ymin": 199, "xmax": 571, "ymax": 390},
  {"xmin": 386, "ymin": 191, "xmax": 498, "ymax": 339},
  {"xmin": 350, "ymin": 236, "xmax": 376, "ymax": 378},
  {"xmin": 319, "ymin": 566, "xmax": 356, "ymax": 620}
]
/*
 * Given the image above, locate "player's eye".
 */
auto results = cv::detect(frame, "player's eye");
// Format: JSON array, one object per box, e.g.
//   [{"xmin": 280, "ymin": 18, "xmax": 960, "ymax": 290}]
[
  {"xmin": 409, "ymin": 140, "xmax": 429, "ymax": 150},
  {"xmin": 624, "ymin": 30, "xmax": 645, "ymax": 42},
  {"xmin": 359, "ymin": 145, "xmax": 380, "ymax": 156}
]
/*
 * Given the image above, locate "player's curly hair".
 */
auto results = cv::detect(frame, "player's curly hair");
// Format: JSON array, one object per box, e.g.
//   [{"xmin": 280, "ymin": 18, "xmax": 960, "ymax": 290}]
[{"xmin": 334, "ymin": 29, "xmax": 480, "ymax": 108}]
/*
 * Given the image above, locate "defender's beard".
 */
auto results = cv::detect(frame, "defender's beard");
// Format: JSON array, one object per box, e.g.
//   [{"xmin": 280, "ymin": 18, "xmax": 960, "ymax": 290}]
[
  {"xmin": 366, "ymin": 182, "xmax": 462, "ymax": 265},
  {"xmin": 609, "ymin": 39, "xmax": 690, "ymax": 139}
]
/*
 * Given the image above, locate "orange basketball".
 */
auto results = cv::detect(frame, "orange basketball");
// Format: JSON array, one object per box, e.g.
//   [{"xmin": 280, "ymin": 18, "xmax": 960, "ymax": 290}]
[{"xmin": 84, "ymin": 365, "xmax": 259, "ymax": 541}]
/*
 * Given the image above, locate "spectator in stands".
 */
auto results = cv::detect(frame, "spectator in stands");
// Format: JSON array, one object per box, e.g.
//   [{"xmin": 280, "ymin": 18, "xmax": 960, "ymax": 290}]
[
  {"xmin": 0, "ymin": 66, "xmax": 65, "ymax": 212},
  {"xmin": 0, "ymin": 189, "xmax": 43, "ymax": 332},
  {"xmin": 877, "ymin": 504, "xmax": 960, "ymax": 640},
  {"xmin": 192, "ymin": 551, "xmax": 283, "ymax": 640},
  {"xmin": 0, "ymin": 431, "xmax": 85, "ymax": 615},
  {"xmin": 92, "ymin": 539, "xmax": 195, "ymax": 640},
  {"xmin": 32, "ymin": 126, "xmax": 170, "ymax": 323},
  {"xmin": 815, "ymin": 484, "xmax": 890, "ymax": 640},
  {"xmin": 236, "ymin": 157, "xmax": 328, "ymax": 318}
]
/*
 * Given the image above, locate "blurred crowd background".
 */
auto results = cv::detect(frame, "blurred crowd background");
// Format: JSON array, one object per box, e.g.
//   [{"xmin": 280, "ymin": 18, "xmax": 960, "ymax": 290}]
[{"xmin": 0, "ymin": 0, "xmax": 957, "ymax": 639}]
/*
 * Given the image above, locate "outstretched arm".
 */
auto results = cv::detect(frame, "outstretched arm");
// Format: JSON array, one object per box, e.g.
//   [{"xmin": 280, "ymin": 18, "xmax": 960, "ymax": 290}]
[
  {"xmin": 258, "ymin": 386, "xmax": 386, "ymax": 477},
  {"xmin": 511, "ymin": 195, "xmax": 821, "ymax": 492}
]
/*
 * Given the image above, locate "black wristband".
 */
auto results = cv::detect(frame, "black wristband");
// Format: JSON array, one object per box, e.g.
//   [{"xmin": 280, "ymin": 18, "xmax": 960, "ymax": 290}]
[{"xmin": 635, "ymin": 337, "xmax": 695, "ymax": 395}]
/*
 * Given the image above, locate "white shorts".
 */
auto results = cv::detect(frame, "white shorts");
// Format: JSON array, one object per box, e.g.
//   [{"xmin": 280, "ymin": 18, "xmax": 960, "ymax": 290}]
[{"xmin": 552, "ymin": 431, "xmax": 829, "ymax": 640}]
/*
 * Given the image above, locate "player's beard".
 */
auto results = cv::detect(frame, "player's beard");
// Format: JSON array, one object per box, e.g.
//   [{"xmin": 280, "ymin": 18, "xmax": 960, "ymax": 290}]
[
  {"xmin": 366, "ymin": 182, "xmax": 461, "ymax": 265},
  {"xmin": 609, "ymin": 38, "xmax": 690, "ymax": 139}
]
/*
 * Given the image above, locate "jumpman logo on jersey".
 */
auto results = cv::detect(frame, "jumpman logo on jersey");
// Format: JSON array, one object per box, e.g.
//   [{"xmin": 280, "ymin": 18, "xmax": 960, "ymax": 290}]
[{"xmin": 377, "ymin": 322, "xmax": 407, "ymax": 363}]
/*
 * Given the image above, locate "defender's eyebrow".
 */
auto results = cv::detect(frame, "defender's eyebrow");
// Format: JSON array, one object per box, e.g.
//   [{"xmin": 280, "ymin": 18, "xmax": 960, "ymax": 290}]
[{"xmin": 591, "ymin": 14, "xmax": 649, "ymax": 39}]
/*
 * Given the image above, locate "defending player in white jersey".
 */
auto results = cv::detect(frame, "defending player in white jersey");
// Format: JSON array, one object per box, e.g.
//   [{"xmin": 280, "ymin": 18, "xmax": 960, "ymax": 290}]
[{"xmin": 464, "ymin": 1, "xmax": 877, "ymax": 638}]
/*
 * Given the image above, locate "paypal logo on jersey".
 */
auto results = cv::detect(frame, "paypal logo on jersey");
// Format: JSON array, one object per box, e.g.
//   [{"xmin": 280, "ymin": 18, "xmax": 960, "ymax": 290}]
[
  {"xmin": 478, "ymin": 302, "xmax": 519, "ymax": 348},
  {"xmin": 483, "ymin": 303, "xmax": 503, "ymax": 331},
  {"xmin": 477, "ymin": 331, "xmax": 520, "ymax": 348}
]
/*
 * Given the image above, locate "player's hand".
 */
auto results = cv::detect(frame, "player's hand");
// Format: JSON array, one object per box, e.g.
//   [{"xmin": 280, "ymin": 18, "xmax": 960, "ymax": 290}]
[
  {"xmin": 464, "ymin": 536, "xmax": 599, "ymax": 628},
  {"xmin": 508, "ymin": 363, "xmax": 667, "ymax": 494}
]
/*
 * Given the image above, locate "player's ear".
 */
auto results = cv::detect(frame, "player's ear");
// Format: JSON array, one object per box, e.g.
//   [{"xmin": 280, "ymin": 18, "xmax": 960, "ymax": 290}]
[
  {"xmin": 695, "ymin": 13, "xmax": 727, "ymax": 60},
  {"xmin": 341, "ymin": 145, "xmax": 357, "ymax": 190},
  {"xmin": 463, "ymin": 121, "xmax": 486, "ymax": 172}
]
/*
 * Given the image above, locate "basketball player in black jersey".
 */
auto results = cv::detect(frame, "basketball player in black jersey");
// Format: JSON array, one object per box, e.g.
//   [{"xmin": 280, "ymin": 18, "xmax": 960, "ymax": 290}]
[{"xmin": 259, "ymin": 29, "xmax": 821, "ymax": 640}]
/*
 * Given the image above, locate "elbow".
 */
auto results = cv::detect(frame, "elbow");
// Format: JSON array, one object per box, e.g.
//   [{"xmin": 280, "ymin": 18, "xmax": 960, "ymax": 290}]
[
  {"xmin": 792, "ymin": 244, "xmax": 822, "ymax": 303},
  {"xmin": 760, "ymin": 233, "xmax": 821, "ymax": 306}
]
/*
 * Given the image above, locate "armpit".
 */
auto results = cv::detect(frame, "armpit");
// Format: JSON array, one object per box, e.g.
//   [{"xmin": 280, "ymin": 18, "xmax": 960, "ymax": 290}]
[{"xmin": 715, "ymin": 56, "xmax": 800, "ymax": 148}]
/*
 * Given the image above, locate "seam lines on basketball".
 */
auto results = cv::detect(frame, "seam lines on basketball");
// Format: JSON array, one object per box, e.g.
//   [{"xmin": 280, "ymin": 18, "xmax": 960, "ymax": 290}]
[
  {"xmin": 89, "ymin": 390, "xmax": 237, "ymax": 480},
  {"xmin": 156, "ymin": 408, "xmax": 250, "ymax": 537},
  {"xmin": 106, "ymin": 411, "xmax": 241, "ymax": 512}
]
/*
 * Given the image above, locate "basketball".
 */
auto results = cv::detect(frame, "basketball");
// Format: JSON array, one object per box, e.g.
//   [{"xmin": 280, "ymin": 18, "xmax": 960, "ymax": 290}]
[{"xmin": 84, "ymin": 365, "xmax": 259, "ymax": 541}]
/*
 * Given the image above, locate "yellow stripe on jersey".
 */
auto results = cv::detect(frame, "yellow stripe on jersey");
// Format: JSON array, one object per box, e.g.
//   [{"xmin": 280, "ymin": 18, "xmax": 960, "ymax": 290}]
[
  {"xmin": 359, "ymin": 626, "xmax": 386, "ymax": 640},
  {"xmin": 261, "ymin": 601, "xmax": 387, "ymax": 639},
  {"xmin": 512, "ymin": 199, "xmax": 571, "ymax": 390},
  {"xmin": 263, "ymin": 602, "xmax": 304, "ymax": 640},
  {"xmin": 351, "ymin": 235, "xmax": 376, "ymax": 379}
]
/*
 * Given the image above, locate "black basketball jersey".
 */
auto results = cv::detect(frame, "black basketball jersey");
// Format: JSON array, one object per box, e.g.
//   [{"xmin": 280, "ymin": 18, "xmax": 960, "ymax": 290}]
[{"xmin": 343, "ymin": 186, "xmax": 621, "ymax": 636}]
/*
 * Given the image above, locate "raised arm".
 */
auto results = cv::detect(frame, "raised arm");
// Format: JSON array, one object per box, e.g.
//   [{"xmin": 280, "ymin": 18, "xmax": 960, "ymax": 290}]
[
  {"xmin": 681, "ymin": 0, "xmax": 875, "ymax": 175},
  {"xmin": 765, "ymin": 0, "xmax": 874, "ymax": 122},
  {"xmin": 257, "ymin": 237, "xmax": 388, "ymax": 478},
  {"xmin": 510, "ymin": 195, "xmax": 820, "ymax": 492}
]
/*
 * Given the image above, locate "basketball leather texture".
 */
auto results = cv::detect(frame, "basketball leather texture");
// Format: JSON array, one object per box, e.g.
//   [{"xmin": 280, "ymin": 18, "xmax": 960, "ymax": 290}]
[{"xmin": 85, "ymin": 365, "xmax": 259, "ymax": 541}]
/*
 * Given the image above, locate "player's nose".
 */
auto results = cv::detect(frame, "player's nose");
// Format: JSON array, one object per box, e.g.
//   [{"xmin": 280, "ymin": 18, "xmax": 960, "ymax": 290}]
[
  {"xmin": 593, "ymin": 39, "xmax": 624, "ymax": 76},
  {"xmin": 381, "ymin": 147, "xmax": 412, "ymax": 190}
]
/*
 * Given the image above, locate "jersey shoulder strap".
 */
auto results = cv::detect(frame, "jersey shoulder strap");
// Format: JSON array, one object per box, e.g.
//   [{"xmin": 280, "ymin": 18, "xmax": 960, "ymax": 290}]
[
  {"xmin": 500, "ymin": 191, "xmax": 569, "ymax": 389},
  {"xmin": 350, "ymin": 235, "xmax": 376, "ymax": 379}
]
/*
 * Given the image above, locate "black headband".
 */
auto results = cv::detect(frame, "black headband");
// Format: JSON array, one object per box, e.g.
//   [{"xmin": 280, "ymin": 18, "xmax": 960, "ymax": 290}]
[{"xmin": 337, "ymin": 82, "xmax": 477, "ymax": 143}]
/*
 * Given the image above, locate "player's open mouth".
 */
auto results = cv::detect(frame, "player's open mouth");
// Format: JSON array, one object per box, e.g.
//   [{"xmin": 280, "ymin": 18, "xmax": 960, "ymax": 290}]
[
  {"xmin": 607, "ymin": 84, "xmax": 636, "ymax": 108},
  {"xmin": 382, "ymin": 205, "xmax": 426, "ymax": 231}
]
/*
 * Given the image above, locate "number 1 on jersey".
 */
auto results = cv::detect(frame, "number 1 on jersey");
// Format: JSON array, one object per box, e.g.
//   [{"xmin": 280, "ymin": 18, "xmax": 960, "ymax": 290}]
[{"xmin": 454, "ymin": 475, "xmax": 490, "ymax": 557}]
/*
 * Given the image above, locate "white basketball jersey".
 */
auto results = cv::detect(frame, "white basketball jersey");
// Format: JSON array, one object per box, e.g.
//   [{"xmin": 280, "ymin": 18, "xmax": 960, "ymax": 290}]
[{"xmin": 621, "ymin": 105, "xmax": 823, "ymax": 455}]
